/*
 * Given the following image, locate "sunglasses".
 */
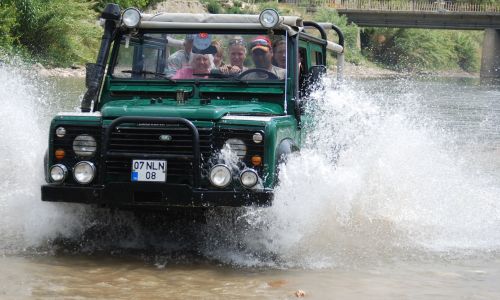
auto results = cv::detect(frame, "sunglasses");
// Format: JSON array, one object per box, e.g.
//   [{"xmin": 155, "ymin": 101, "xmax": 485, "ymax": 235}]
[
  {"xmin": 250, "ymin": 39, "xmax": 270, "ymax": 48},
  {"xmin": 228, "ymin": 39, "xmax": 246, "ymax": 47}
]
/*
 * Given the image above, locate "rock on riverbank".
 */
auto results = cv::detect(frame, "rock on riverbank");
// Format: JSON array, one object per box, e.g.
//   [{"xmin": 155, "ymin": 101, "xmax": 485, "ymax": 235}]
[{"xmin": 34, "ymin": 63, "xmax": 86, "ymax": 78}]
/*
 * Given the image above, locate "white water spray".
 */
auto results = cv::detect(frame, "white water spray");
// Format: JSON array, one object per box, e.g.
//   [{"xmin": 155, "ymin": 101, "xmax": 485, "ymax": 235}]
[
  {"xmin": 1, "ymin": 63, "xmax": 499, "ymax": 268},
  {"xmin": 203, "ymin": 78, "xmax": 500, "ymax": 267},
  {"xmin": 0, "ymin": 63, "xmax": 91, "ymax": 254}
]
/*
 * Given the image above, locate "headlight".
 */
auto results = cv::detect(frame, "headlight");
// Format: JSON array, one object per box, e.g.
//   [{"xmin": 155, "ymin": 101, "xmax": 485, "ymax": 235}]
[
  {"xmin": 49, "ymin": 164, "xmax": 68, "ymax": 183},
  {"xmin": 73, "ymin": 134, "xmax": 97, "ymax": 157},
  {"xmin": 55, "ymin": 127, "xmax": 66, "ymax": 138},
  {"xmin": 240, "ymin": 169, "xmax": 258, "ymax": 188},
  {"xmin": 259, "ymin": 9, "xmax": 280, "ymax": 29},
  {"xmin": 122, "ymin": 8, "xmax": 141, "ymax": 28},
  {"xmin": 223, "ymin": 138, "xmax": 247, "ymax": 157},
  {"xmin": 73, "ymin": 161, "xmax": 96, "ymax": 184},
  {"xmin": 209, "ymin": 164, "xmax": 232, "ymax": 188}
]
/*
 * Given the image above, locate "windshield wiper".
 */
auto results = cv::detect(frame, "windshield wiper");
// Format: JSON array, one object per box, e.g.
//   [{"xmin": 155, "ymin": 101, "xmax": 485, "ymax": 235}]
[{"xmin": 121, "ymin": 70, "xmax": 176, "ymax": 82}]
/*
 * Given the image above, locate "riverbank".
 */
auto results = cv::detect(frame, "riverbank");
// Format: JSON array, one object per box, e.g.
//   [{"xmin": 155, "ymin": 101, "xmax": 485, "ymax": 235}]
[
  {"xmin": 34, "ymin": 63, "xmax": 86, "ymax": 78},
  {"xmin": 342, "ymin": 62, "xmax": 479, "ymax": 79}
]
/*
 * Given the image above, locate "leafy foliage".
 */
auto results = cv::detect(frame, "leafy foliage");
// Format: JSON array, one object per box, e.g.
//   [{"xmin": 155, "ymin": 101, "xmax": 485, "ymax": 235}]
[
  {"xmin": 92, "ymin": 0, "xmax": 165, "ymax": 12},
  {"xmin": 0, "ymin": 0, "xmax": 165, "ymax": 67},
  {"xmin": 204, "ymin": 0, "xmax": 223, "ymax": 14},
  {"xmin": 0, "ymin": 3, "xmax": 18, "ymax": 50},
  {"xmin": 314, "ymin": 9, "xmax": 366, "ymax": 65},
  {"xmin": 0, "ymin": 0, "xmax": 102, "ymax": 66},
  {"xmin": 362, "ymin": 27, "xmax": 481, "ymax": 72}
]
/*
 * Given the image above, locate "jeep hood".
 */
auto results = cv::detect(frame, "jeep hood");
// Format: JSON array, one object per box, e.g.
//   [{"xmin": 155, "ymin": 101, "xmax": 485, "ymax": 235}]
[{"xmin": 100, "ymin": 99, "xmax": 285, "ymax": 120}]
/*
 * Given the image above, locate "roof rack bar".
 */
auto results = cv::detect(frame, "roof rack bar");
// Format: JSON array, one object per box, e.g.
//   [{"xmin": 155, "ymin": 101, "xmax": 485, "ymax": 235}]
[
  {"xmin": 303, "ymin": 21, "xmax": 327, "ymax": 40},
  {"xmin": 305, "ymin": 22, "xmax": 345, "ymax": 50},
  {"xmin": 330, "ymin": 24, "xmax": 345, "ymax": 49}
]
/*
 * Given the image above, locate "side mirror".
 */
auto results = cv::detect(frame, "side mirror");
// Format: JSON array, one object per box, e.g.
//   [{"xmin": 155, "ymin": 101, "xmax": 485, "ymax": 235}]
[
  {"xmin": 308, "ymin": 65, "xmax": 326, "ymax": 87},
  {"xmin": 300, "ymin": 65, "xmax": 326, "ymax": 97},
  {"xmin": 85, "ymin": 63, "xmax": 99, "ymax": 89}
]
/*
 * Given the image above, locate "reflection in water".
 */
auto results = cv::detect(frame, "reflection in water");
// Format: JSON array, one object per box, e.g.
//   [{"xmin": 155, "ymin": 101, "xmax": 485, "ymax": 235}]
[{"xmin": 1, "ymin": 62, "xmax": 500, "ymax": 298}]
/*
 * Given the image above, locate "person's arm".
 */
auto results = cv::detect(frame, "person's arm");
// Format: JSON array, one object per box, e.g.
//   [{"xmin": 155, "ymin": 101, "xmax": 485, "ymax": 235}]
[
  {"xmin": 165, "ymin": 53, "xmax": 182, "ymax": 77},
  {"xmin": 172, "ymin": 67, "xmax": 193, "ymax": 79},
  {"xmin": 219, "ymin": 65, "xmax": 241, "ymax": 75}
]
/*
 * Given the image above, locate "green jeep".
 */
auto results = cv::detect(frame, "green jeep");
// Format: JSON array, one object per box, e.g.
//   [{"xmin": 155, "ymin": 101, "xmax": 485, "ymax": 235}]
[{"xmin": 41, "ymin": 4, "xmax": 344, "ymax": 209}]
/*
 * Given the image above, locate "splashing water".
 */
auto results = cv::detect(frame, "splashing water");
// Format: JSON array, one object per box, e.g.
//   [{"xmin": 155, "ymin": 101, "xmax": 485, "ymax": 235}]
[
  {"xmin": 1, "ymin": 63, "xmax": 499, "ymax": 268},
  {"xmin": 0, "ymin": 63, "xmax": 83, "ymax": 253},
  {"xmin": 202, "ymin": 78, "xmax": 500, "ymax": 267}
]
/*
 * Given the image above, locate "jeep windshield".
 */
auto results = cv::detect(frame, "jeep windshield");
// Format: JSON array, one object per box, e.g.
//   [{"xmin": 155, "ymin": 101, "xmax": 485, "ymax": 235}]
[{"xmin": 111, "ymin": 32, "xmax": 287, "ymax": 83}]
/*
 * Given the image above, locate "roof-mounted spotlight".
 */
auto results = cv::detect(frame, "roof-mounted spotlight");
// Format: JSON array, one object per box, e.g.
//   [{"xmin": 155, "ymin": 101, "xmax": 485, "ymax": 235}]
[
  {"xmin": 259, "ymin": 9, "xmax": 281, "ymax": 29},
  {"xmin": 122, "ymin": 7, "xmax": 141, "ymax": 28}
]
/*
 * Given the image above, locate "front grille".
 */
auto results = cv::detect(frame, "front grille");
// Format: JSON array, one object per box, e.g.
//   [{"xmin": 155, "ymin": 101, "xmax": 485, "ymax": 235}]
[{"xmin": 104, "ymin": 124, "xmax": 213, "ymax": 184}]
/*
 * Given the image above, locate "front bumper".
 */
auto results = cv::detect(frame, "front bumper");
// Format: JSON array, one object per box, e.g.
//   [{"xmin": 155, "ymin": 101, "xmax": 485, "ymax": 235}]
[{"xmin": 41, "ymin": 183, "xmax": 273, "ymax": 209}]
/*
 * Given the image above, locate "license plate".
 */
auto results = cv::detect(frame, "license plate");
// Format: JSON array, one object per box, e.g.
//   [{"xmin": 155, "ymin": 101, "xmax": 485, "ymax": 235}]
[{"xmin": 131, "ymin": 160, "xmax": 166, "ymax": 182}]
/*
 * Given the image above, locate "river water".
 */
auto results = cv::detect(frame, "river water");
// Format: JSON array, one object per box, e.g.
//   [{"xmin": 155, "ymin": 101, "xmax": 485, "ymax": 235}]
[{"xmin": 1, "ymin": 63, "xmax": 500, "ymax": 299}]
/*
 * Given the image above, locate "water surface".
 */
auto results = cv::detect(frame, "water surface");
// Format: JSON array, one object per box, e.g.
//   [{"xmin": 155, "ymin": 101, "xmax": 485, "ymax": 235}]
[{"xmin": 1, "ymin": 65, "xmax": 499, "ymax": 299}]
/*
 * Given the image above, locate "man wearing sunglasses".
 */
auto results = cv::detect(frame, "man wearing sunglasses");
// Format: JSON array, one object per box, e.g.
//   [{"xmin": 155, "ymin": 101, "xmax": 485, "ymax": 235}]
[{"xmin": 244, "ymin": 36, "xmax": 285, "ymax": 80}]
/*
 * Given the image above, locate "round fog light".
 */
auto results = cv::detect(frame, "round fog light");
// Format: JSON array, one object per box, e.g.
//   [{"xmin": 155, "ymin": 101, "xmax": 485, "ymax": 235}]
[
  {"xmin": 73, "ymin": 161, "xmax": 96, "ymax": 184},
  {"xmin": 240, "ymin": 169, "xmax": 258, "ymax": 188},
  {"xmin": 49, "ymin": 164, "xmax": 68, "ymax": 183},
  {"xmin": 209, "ymin": 164, "xmax": 232, "ymax": 188}
]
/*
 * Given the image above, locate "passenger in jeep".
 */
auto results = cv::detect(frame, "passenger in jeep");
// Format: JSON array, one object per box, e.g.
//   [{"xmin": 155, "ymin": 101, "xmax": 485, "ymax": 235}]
[
  {"xmin": 172, "ymin": 53, "xmax": 213, "ymax": 79},
  {"xmin": 243, "ymin": 36, "xmax": 285, "ymax": 80},
  {"xmin": 219, "ymin": 37, "xmax": 248, "ymax": 75},
  {"xmin": 272, "ymin": 39, "xmax": 286, "ymax": 69},
  {"xmin": 212, "ymin": 40, "xmax": 225, "ymax": 68},
  {"xmin": 166, "ymin": 34, "xmax": 195, "ymax": 77}
]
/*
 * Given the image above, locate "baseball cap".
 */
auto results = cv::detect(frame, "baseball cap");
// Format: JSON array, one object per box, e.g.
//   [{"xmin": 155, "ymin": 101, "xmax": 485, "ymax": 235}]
[
  {"xmin": 250, "ymin": 36, "xmax": 272, "ymax": 53},
  {"xmin": 192, "ymin": 33, "xmax": 217, "ymax": 54}
]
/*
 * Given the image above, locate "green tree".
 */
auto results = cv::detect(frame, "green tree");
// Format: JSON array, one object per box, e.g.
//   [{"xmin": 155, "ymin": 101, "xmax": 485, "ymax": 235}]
[
  {"xmin": 8, "ymin": 0, "xmax": 102, "ymax": 66},
  {"xmin": 92, "ymin": 0, "xmax": 165, "ymax": 11},
  {"xmin": 314, "ymin": 9, "xmax": 365, "ymax": 65},
  {"xmin": 363, "ymin": 27, "xmax": 481, "ymax": 72},
  {"xmin": 0, "ymin": 3, "xmax": 18, "ymax": 50}
]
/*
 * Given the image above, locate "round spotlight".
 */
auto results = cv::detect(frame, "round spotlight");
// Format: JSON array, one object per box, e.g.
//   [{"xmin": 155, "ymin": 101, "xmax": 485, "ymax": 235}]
[
  {"xmin": 73, "ymin": 134, "xmax": 97, "ymax": 157},
  {"xmin": 73, "ymin": 161, "xmax": 96, "ymax": 184},
  {"xmin": 240, "ymin": 169, "xmax": 258, "ymax": 188},
  {"xmin": 55, "ymin": 127, "xmax": 66, "ymax": 138},
  {"xmin": 259, "ymin": 9, "xmax": 280, "ymax": 29},
  {"xmin": 209, "ymin": 164, "xmax": 232, "ymax": 188},
  {"xmin": 252, "ymin": 132, "xmax": 263, "ymax": 144},
  {"xmin": 49, "ymin": 164, "xmax": 68, "ymax": 183},
  {"xmin": 223, "ymin": 138, "xmax": 247, "ymax": 157},
  {"xmin": 122, "ymin": 8, "xmax": 141, "ymax": 28}
]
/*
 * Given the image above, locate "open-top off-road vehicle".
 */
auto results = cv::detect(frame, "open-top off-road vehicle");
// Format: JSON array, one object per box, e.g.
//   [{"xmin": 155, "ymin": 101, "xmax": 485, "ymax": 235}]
[{"xmin": 42, "ymin": 4, "xmax": 344, "ymax": 209}]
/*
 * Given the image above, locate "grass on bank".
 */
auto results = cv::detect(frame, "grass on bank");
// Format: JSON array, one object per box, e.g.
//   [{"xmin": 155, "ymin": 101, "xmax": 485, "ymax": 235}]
[{"xmin": 0, "ymin": 0, "xmax": 165, "ymax": 67}]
